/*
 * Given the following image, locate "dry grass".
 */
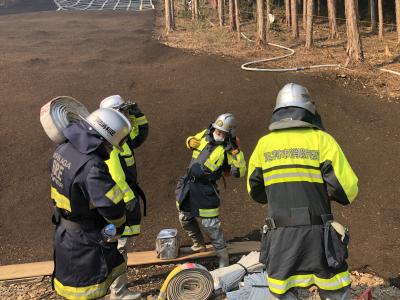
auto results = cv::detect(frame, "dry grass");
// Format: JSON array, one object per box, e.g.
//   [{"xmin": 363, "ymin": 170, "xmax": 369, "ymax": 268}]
[{"xmin": 156, "ymin": 8, "xmax": 400, "ymax": 101}]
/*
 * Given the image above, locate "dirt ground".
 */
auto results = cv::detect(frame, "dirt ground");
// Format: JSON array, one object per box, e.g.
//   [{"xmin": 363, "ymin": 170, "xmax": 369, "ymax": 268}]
[{"xmin": 0, "ymin": 0, "xmax": 400, "ymax": 290}]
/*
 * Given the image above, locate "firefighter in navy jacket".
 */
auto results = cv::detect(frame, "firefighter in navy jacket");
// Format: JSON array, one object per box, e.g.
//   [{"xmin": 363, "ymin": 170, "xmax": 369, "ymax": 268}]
[
  {"xmin": 175, "ymin": 113, "xmax": 246, "ymax": 268},
  {"xmin": 99, "ymin": 95, "xmax": 149, "ymax": 300},
  {"xmin": 49, "ymin": 108, "xmax": 140, "ymax": 299}
]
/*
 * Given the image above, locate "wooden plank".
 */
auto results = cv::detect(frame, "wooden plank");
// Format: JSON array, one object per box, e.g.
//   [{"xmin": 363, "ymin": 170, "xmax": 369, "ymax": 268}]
[{"xmin": 0, "ymin": 241, "xmax": 260, "ymax": 281}]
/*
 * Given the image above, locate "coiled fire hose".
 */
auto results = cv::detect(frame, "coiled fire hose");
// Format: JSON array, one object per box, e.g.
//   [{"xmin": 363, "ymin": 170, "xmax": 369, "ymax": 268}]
[
  {"xmin": 40, "ymin": 96, "xmax": 90, "ymax": 143},
  {"xmin": 158, "ymin": 263, "xmax": 214, "ymax": 300}
]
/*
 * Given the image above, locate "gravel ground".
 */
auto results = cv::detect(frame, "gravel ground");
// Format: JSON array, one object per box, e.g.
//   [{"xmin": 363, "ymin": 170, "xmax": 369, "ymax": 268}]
[{"xmin": 1, "ymin": 257, "xmax": 399, "ymax": 300}]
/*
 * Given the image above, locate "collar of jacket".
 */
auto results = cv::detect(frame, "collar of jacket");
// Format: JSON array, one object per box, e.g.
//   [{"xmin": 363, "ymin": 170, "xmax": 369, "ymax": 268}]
[
  {"xmin": 205, "ymin": 126, "xmax": 225, "ymax": 146},
  {"xmin": 269, "ymin": 107, "xmax": 325, "ymax": 131},
  {"xmin": 63, "ymin": 121, "xmax": 108, "ymax": 156}
]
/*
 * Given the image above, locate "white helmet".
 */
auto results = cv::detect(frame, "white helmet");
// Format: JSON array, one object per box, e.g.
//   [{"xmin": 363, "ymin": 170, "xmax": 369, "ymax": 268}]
[
  {"xmin": 274, "ymin": 83, "xmax": 315, "ymax": 115},
  {"xmin": 85, "ymin": 108, "xmax": 131, "ymax": 151},
  {"xmin": 212, "ymin": 113, "xmax": 237, "ymax": 136},
  {"xmin": 100, "ymin": 95, "xmax": 125, "ymax": 109}
]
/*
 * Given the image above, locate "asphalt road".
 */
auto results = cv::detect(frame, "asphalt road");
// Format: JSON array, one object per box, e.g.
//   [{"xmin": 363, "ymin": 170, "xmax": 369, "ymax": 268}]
[{"xmin": 0, "ymin": 3, "xmax": 399, "ymax": 279}]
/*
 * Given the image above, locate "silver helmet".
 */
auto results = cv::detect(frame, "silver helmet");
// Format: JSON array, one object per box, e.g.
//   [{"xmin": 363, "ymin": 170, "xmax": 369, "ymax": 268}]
[
  {"xmin": 85, "ymin": 108, "xmax": 131, "ymax": 151},
  {"xmin": 100, "ymin": 95, "xmax": 125, "ymax": 109},
  {"xmin": 274, "ymin": 83, "xmax": 315, "ymax": 115},
  {"xmin": 212, "ymin": 113, "xmax": 237, "ymax": 136}
]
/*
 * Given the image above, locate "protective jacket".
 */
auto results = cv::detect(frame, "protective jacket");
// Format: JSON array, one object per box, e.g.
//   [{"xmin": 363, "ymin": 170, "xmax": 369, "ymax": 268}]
[
  {"xmin": 105, "ymin": 112, "xmax": 149, "ymax": 236},
  {"xmin": 176, "ymin": 128, "xmax": 246, "ymax": 218},
  {"xmin": 50, "ymin": 121, "xmax": 126, "ymax": 300},
  {"xmin": 247, "ymin": 107, "xmax": 358, "ymax": 296}
]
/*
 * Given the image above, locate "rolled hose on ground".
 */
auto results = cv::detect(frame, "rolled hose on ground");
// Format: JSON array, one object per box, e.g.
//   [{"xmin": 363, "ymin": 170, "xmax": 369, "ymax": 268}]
[
  {"xmin": 40, "ymin": 96, "xmax": 90, "ymax": 144},
  {"xmin": 158, "ymin": 263, "xmax": 214, "ymax": 300}
]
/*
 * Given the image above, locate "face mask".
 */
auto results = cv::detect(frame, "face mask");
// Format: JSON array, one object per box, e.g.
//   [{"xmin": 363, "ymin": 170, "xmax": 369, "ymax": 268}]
[{"xmin": 213, "ymin": 131, "xmax": 225, "ymax": 142}]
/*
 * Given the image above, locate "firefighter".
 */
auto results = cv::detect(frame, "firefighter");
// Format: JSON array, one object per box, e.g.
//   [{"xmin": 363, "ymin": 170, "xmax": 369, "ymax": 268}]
[
  {"xmin": 49, "ymin": 108, "xmax": 142, "ymax": 300},
  {"xmin": 247, "ymin": 83, "xmax": 358, "ymax": 300},
  {"xmin": 99, "ymin": 95, "xmax": 148, "ymax": 299},
  {"xmin": 175, "ymin": 113, "xmax": 247, "ymax": 268}
]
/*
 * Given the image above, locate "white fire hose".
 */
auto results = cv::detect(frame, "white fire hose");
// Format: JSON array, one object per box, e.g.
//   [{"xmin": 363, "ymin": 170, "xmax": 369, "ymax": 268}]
[
  {"xmin": 40, "ymin": 96, "xmax": 90, "ymax": 143},
  {"xmin": 240, "ymin": 30, "xmax": 340, "ymax": 72},
  {"xmin": 158, "ymin": 263, "xmax": 214, "ymax": 300}
]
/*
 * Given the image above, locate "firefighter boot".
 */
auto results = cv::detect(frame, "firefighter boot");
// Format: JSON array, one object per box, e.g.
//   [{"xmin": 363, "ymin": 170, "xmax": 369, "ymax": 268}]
[
  {"xmin": 191, "ymin": 242, "xmax": 206, "ymax": 252},
  {"xmin": 216, "ymin": 248, "xmax": 229, "ymax": 268},
  {"xmin": 110, "ymin": 272, "xmax": 142, "ymax": 300}
]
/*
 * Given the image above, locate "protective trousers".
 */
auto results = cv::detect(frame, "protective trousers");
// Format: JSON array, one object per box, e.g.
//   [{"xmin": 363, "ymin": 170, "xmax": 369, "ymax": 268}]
[
  {"xmin": 178, "ymin": 211, "xmax": 226, "ymax": 251},
  {"xmin": 268, "ymin": 286, "xmax": 351, "ymax": 300}
]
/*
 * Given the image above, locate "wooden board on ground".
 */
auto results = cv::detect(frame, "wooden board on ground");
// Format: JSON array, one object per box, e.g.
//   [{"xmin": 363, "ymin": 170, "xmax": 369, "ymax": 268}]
[{"xmin": 0, "ymin": 241, "xmax": 260, "ymax": 281}]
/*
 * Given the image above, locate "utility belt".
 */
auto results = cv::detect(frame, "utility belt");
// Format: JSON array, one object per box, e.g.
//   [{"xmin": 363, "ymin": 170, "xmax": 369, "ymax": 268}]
[
  {"xmin": 53, "ymin": 207, "xmax": 101, "ymax": 231},
  {"xmin": 188, "ymin": 176, "xmax": 216, "ymax": 184},
  {"xmin": 263, "ymin": 213, "xmax": 333, "ymax": 232},
  {"xmin": 261, "ymin": 211, "xmax": 349, "ymax": 270}
]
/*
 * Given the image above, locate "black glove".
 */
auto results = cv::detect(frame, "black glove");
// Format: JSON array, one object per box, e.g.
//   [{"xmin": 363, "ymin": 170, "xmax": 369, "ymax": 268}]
[
  {"xmin": 225, "ymin": 136, "xmax": 239, "ymax": 152},
  {"xmin": 127, "ymin": 102, "xmax": 142, "ymax": 117}
]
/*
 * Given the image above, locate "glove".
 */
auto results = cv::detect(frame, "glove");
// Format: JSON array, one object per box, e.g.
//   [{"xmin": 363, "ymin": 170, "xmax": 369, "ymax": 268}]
[
  {"xmin": 226, "ymin": 136, "xmax": 240, "ymax": 155},
  {"xmin": 127, "ymin": 102, "xmax": 142, "ymax": 117},
  {"xmin": 125, "ymin": 200, "xmax": 136, "ymax": 212},
  {"xmin": 188, "ymin": 138, "xmax": 201, "ymax": 149}
]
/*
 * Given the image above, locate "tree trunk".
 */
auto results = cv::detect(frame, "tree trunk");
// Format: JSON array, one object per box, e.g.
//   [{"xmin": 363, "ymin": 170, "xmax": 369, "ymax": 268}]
[
  {"xmin": 291, "ymin": 0, "xmax": 299, "ymax": 38},
  {"xmin": 266, "ymin": 0, "xmax": 271, "ymax": 36},
  {"xmin": 234, "ymin": 0, "xmax": 241, "ymax": 40},
  {"xmin": 396, "ymin": 0, "xmax": 400, "ymax": 43},
  {"xmin": 256, "ymin": 0, "xmax": 266, "ymax": 46},
  {"xmin": 378, "ymin": 0, "xmax": 383, "ymax": 40},
  {"xmin": 218, "ymin": 0, "xmax": 224, "ymax": 26},
  {"xmin": 317, "ymin": 0, "xmax": 320, "ymax": 16},
  {"xmin": 164, "ymin": 0, "xmax": 174, "ymax": 33},
  {"xmin": 345, "ymin": 0, "xmax": 364, "ymax": 64},
  {"xmin": 305, "ymin": 0, "xmax": 314, "ymax": 48},
  {"xmin": 171, "ymin": 0, "xmax": 175, "ymax": 28},
  {"xmin": 327, "ymin": 0, "xmax": 339, "ymax": 39},
  {"xmin": 370, "ymin": 0, "xmax": 377, "ymax": 32},
  {"xmin": 285, "ymin": 0, "xmax": 291, "ymax": 27},
  {"xmin": 229, "ymin": 0, "xmax": 236, "ymax": 30},
  {"xmin": 192, "ymin": 0, "xmax": 199, "ymax": 20},
  {"xmin": 211, "ymin": 0, "xmax": 217, "ymax": 9},
  {"xmin": 303, "ymin": 0, "xmax": 307, "ymax": 30}
]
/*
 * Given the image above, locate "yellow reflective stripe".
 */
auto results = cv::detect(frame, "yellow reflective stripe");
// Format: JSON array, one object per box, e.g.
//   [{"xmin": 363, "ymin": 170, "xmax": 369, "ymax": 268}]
[
  {"xmin": 204, "ymin": 160, "xmax": 218, "ymax": 172},
  {"xmin": 135, "ymin": 116, "xmax": 148, "ymax": 126},
  {"xmin": 123, "ymin": 224, "xmax": 141, "ymax": 236},
  {"xmin": 51, "ymin": 187, "xmax": 71, "ymax": 212},
  {"xmin": 264, "ymin": 167, "xmax": 321, "ymax": 177},
  {"xmin": 54, "ymin": 262, "xmax": 125, "ymax": 300},
  {"xmin": 122, "ymin": 190, "xmax": 136, "ymax": 204},
  {"xmin": 192, "ymin": 150, "xmax": 200, "ymax": 159},
  {"xmin": 264, "ymin": 175, "xmax": 323, "ymax": 186},
  {"xmin": 263, "ymin": 168, "xmax": 323, "ymax": 186},
  {"xmin": 105, "ymin": 184, "xmax": 123, "ymax": 204},
  {"xmin": 105, "ymin": 215, "xmax": 126, "ymax": 227},
  {"xmin": 268, "ymin": 271, "xmax": 351, "ymax": 295},
  {"xmin": 176, "ymin": 201, "xmax": 180, "ymax": 209},
  {"xmin": 124, "ymin": 155, "xmax": 135, "ymax": 167},
  {"xmin": 199, "ymin": 207, "xmax": 219, "ymax": 217}
]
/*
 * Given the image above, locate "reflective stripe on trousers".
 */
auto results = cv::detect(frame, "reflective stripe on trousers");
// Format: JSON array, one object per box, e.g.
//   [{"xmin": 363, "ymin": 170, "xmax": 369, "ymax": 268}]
[
  {"xmin": 54, "ymin": 263, "xmax": 125, "ymax": 300},
  {"xmin": 122, "ymin": 224, "xmax": 140, "ymax": 236},
  {"xmin": 199, "ymin": 207, "xmax": 219, "ymax": 218},
  {"xmin": 268, "ymin": 271, "xmax": 351, "ymax": 295}
]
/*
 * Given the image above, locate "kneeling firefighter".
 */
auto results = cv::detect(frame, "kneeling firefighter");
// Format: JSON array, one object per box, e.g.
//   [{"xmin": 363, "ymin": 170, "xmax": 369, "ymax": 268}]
[
  {"xmin": 49, "ymin": 108, "xmax": 137, "ymax": 299},
  {"xmin": 99, "ymin": 95, "xmax": 149, "ymax": 300},
  {"xmin": 247, "ymin": 83, "xmax": 359, "ymax": 300},
  {"xmin": 175, "ymin": 113, "xmax": 247, "ymax": 268}
]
